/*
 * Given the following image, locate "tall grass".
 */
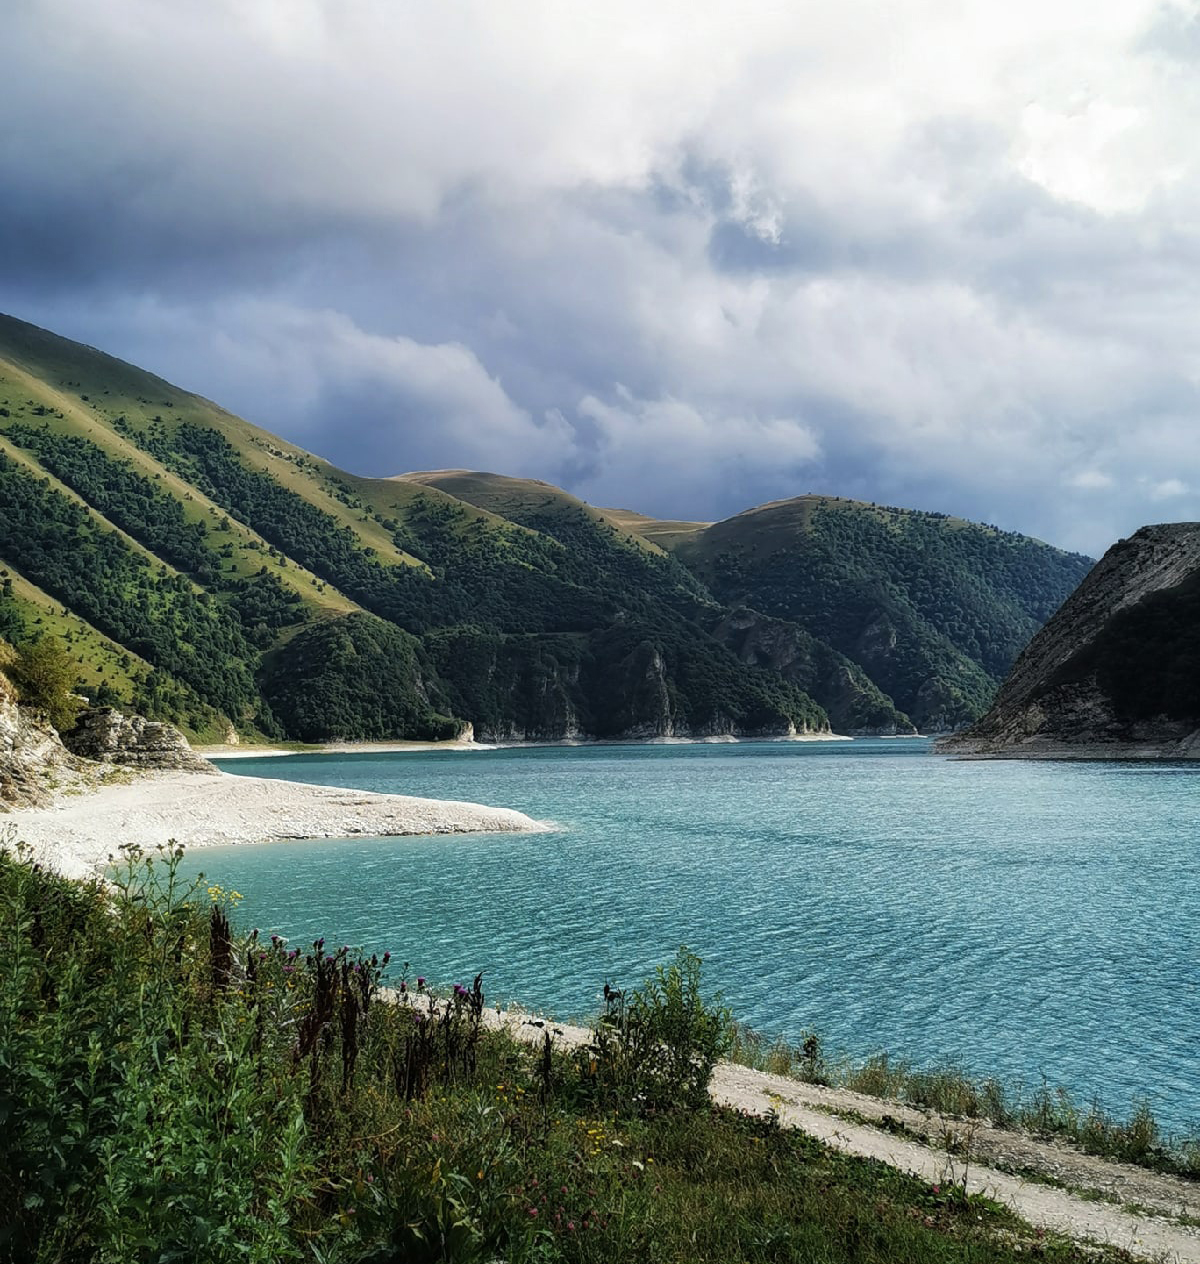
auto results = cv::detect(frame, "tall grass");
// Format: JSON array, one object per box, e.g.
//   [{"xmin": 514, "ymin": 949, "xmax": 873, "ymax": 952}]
[
  {"xmin": 725, "ymin": 1024, "xmax": 1200, "ymax": 1177},
  {"xmin": 1, "ymin": 843, "xmax": 1136, "ymax": 1263}
]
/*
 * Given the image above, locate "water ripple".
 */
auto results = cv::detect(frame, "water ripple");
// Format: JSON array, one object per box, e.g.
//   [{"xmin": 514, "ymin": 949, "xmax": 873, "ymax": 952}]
[{"xmin": 193, "ymin": 741, "xmax": 1200, "ymax": 1134}]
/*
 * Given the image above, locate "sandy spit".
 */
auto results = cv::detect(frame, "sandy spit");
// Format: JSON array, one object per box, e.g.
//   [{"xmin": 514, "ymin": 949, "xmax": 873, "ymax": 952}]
[
  {"xmin": 3, "ymin": 768, "xmax": 549, "ymax": 880},
  {"xmin": 193, "ymin": 738, "xmax": 496, "ymax": 760}
]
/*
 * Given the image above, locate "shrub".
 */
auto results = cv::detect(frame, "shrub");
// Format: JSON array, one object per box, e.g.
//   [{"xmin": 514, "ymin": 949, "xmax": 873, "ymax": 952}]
[
  {"xmin": 9, "ymin": 634, "xmax": 83, "ymax": 733},
  {"xmin": 583, "ymin": 947, "xmax": 732, "ymax": 1112}
]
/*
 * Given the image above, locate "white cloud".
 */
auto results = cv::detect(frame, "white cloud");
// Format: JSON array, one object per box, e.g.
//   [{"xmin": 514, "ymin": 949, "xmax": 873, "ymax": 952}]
[
  {"xmin": 1147, "ymin": 477, "xmax": 1189, "ymax": 500},
  {"xmin": 1067, "ymin": 470, "xmax": 1116, "ymax": 490},
  {"xmin": 572, "ymin": 388, "xmax": 820, "ymax": 515},
  {"xmin": 5, "ymin": 0, "xmax": 1200, "ymax": 553}
]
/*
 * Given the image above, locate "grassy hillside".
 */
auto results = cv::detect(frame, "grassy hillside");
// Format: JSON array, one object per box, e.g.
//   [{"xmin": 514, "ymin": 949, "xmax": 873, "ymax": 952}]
[
  {"xmin": 664, "ymin": 496, "xmax": 1093, "ymax": 731},
  {"xmin": 0, "ymin": 316, "xmax": 833, "ymax": 741},
  {"xmin": 0, "ymin": 315, "xmax": 1090, "ymax": 740}
]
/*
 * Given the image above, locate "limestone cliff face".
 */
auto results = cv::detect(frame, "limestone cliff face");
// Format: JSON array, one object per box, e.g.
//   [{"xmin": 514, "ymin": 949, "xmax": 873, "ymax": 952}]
[
  {"xmin": 62, "ymin": 707, "xmax": 215, "ymax": 772},
  {"xmin": 0, "ymin": 673, "xmax": 79, "ymax": 808},
  {"xmin": 466, "ymin": 632, "xmax": 828, "ymax": 743},
  {"xmin": 939, "ymin": 523, "xmax": 1200, "ymax": 759},
  {"xmin": 710, "ymin": 608, "xmax": 916, "ymax": 735},
  {"xmin": 1, "ymin": 687, "xmax": 214, "ymax": 809}
]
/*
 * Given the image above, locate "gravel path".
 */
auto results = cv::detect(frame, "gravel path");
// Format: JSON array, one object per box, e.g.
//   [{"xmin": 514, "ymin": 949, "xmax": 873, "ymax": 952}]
[{"xmin": 490, "ymin": 1009, "xmax": 1200, "ymax": 1263}]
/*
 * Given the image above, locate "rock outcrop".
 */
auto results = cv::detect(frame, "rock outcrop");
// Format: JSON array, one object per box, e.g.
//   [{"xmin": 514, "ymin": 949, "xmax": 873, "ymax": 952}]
[
  {"xmin": 0, "ymin": 674, "xmax": 81, "ymax": 808},
  {"xmin": 710, "ymin": 608, "xmax": 916, "ymax": 735},
  {"xmin": 939, "ymin": 523, "xmax": 1200, "ymax": 759},
  {"xmin": 62, "ymin": 707, "xmax": 215, "ymax": 772}
]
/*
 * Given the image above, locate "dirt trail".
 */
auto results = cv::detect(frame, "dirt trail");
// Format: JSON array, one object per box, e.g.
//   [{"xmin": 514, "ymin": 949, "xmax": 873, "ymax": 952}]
[{"xmin": 495, "ymin": 1011, "xmax": 1200, "ymax": 1263}]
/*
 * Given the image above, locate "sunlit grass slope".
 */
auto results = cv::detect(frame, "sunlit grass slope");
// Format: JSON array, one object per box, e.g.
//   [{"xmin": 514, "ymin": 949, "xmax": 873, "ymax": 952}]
[{"xmin": 0, "ymin": 315, "xmax": 835, "ymax": 743}]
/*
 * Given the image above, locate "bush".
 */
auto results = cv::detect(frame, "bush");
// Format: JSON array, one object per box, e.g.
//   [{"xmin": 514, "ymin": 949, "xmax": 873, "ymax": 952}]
[
  {"xmin": 8, "ymin": 634, "xmax": 83, "ymax": 733},
  {"xmin": 583, "ymin": 947, "xmax": 732, "ymax": 1112}
]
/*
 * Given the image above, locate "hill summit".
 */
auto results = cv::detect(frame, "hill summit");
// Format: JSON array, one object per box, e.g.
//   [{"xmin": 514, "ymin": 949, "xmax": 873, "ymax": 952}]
[{"xmin": 0, "ymin": 313, "xmax": 1092, "ymax": 744}]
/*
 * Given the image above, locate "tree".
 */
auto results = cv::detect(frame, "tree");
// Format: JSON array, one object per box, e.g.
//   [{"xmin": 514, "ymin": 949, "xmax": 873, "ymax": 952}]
[{"xmin": 10, "ymin": 635, "xmax": 84, "ymax": 733}]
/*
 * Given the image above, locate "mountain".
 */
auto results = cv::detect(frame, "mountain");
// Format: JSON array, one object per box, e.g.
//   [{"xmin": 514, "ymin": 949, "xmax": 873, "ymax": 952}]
[
  {"xmin": 0, "ymin": 315, "xmax": 830, "ymax": 743},
  {"xmin": 939, "ymin": 523, "xmax": 1200, "ymax": 759},
  {"xmin": 619, "ymin": 496, "xmax": 1094, "ymax": 732},
  {"xmin": 0, "ymin": 314, "xmax": 1090, "ymax": 744}
]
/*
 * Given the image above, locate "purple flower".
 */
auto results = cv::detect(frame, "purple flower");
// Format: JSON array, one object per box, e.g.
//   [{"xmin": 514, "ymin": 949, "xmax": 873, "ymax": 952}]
[
  {"xmin": 382, "ymin": 951, "xmax": 391, "ymax": 964},
  {"xmin": 416, "ymin": 977, "xmax": 426, "ymax": 990},
  {"xmin": 399, "ymin": 981, "xmax": 408, "ymax": 993}
]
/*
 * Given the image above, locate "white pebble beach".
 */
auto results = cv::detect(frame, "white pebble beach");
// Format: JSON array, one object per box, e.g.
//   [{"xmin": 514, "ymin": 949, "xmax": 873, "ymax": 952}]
[{"xmin": 3, "ymin": 767, "xmax": 549, "ymax": 879}]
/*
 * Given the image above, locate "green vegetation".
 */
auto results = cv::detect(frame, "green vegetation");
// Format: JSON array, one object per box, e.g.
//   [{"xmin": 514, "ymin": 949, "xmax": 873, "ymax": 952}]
[
  {"xmin": 260, "ymin": 613, "xmax": 460, "ymax": 742},
  {"xmin": 0, "ymin": 314, "xmax": 1093, "ymax": 743},
  {"xmin": 3, "ymin": 423, "xmax": 311, "ymax": 649},
  {"xmin": 2, "ymin": 846, "xmax": 1130, "ymax": 1264},
  {"xmin": 725, "ymin": 1028, "xmax": 1200, "ymax": 1178},
  {"xmin": 6, "ymin": 635, "xmax": 83, "ymax": 733},
  {"xmin": 0, "ymin": 452, "xmax": 266, "ymax": 730},
  {"xmin": 675, "ymin": 498, "xmax": 1093, "ymax": 730}
]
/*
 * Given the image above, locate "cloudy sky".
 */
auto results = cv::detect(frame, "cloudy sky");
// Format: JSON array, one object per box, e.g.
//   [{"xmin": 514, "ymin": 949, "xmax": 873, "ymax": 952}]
[{"xmin": 4, "ymin": 0, "xmax": 1200, "ymax": 554}]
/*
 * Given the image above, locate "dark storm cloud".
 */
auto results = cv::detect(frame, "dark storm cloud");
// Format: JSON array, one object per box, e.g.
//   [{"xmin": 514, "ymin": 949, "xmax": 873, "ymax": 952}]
[{"xmin": 3, "ymin": 0, "xmax": 1200, "ymax": 554}]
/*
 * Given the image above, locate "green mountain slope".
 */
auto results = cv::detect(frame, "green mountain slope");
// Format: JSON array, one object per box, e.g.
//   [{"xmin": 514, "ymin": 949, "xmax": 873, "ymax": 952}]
[
  {"xmin": 0, "ymin": 315, "xmax": 833, "ymax": 742},
  {"xmin": 660, "ymin": 495, "xmax": 1093, "ymax": 731},
  {"xmin": 395, "ymin": 472, "xmax": 910, "ymax": 735},
  {"xmin": 0, "ymin": 315, "xmax": 1090, "ymax": 741}
]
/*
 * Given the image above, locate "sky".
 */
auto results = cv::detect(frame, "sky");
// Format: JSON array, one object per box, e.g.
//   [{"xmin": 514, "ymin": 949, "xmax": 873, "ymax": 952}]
[{"xmin": 4, "ymin": 0, "xmax": 1200, "ymax": 555}]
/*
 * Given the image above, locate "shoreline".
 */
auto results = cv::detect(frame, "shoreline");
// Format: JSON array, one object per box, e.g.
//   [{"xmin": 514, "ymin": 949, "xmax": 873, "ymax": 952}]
[
  {"xmin": 3, "ymin": 767, "xmax": 550, "ymax": 880},
  {"xmin": 197, "ymin": 731, "xmax": 877, "ymax": 761}
]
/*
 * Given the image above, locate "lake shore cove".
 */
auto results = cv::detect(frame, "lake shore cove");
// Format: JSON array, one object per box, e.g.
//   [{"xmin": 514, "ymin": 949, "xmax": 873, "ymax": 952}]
[{"xmin": 4, "ymin": 845, "xmax": 1198, "ymax": 1264}]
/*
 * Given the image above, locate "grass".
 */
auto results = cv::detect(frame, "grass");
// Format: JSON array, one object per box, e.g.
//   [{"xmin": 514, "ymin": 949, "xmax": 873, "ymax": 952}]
[
  {"xmin": 0, "ymin": 358, "xmax": 363, "ymax": 618},
  {"xmin": 725, "ymin": 1024, "xmax": 1200, "ymax": 1179},
  {"xmin": 0, "ymin": 568, "xmax": 149, "ymax": 701},
  {"xmin": 0, "ymin": 843, "xmax": 1140, "ymax": 1264}
]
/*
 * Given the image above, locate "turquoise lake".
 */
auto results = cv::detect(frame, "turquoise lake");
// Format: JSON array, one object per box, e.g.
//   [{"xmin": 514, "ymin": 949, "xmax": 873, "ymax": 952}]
[{"xmin": 195, "ymin": 739, "xmax": 1199, "ymax": 1135}]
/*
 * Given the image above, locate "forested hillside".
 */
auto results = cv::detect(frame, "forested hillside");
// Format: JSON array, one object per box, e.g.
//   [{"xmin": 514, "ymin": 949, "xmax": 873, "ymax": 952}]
[
  {"xmin": 663, "ymin": 497, "xmax": 1093, "ymax": 731},
  {"xmin": 0, "ymin": 315, "xmax": 1091, "ymax": 742}
]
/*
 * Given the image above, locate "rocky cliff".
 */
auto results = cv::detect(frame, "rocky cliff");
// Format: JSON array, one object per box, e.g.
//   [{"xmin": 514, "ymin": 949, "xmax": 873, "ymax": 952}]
[
  {"xmin": 62, "ymin": 707, "xmax": 215, "ymax": 772},
  {"xmin": 939, "ymin": 523, "xmax": 1200, "ymax": 759},
  {"xmin": 0, "ymin": 671, "xmax": 81, "ymax": 808},
  {"xmin": 709, "ymin": 608, "xmax": 916, "ymax": 735},
  {"xmin": 2, "ymin": 682, "xmax": 213, "ymax": 809}
]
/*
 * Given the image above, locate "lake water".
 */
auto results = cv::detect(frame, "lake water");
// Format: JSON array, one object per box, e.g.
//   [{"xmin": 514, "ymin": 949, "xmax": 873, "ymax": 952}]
[{"xmin": 193, "ymin": 739, "xmax": 1200, "ymax": 1134}]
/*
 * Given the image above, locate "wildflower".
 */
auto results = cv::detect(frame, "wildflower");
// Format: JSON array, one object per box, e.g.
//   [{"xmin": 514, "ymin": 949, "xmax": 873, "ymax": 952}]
[
  {"xmin": 527, "ymin": 1207, "xmax": 538, "ymax": 1218},
  {"xmin": 417, "ymin": 976, "xmax": 425, "ymax": 989},
  {"xmin": 382, "ymin": 951, "xmax": 391, "ymax": 964},
  {"xmin": 399, "ymin": 981, "xmax": 407, "ymax": 993}
]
